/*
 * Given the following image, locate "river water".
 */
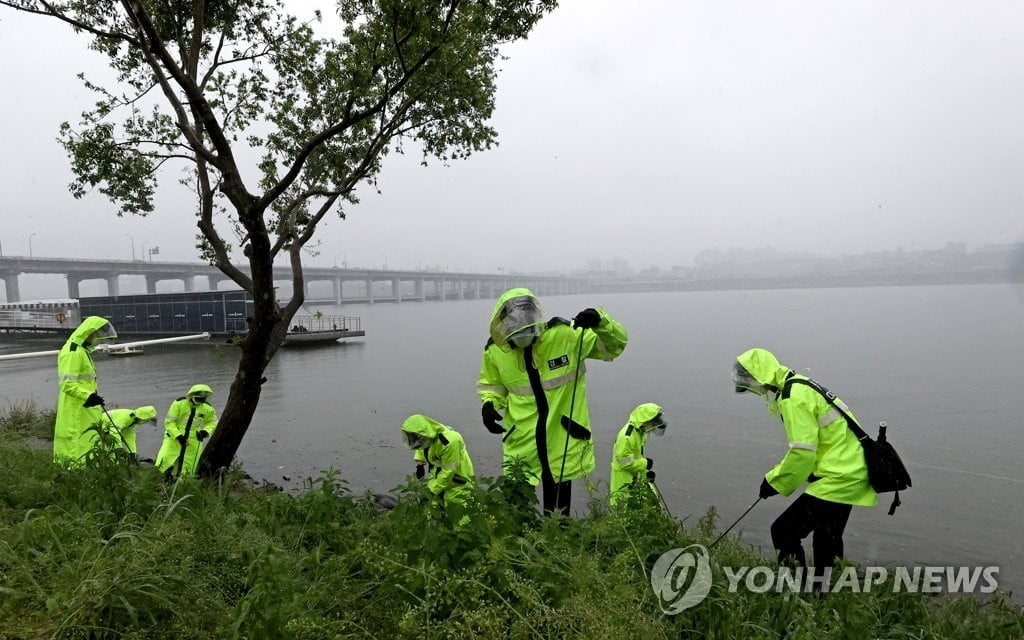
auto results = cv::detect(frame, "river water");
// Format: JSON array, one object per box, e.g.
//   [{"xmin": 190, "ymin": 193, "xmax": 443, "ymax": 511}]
[{"xmin": 1, "ymin": 283, "xmax": 1021, "ymax": 594}]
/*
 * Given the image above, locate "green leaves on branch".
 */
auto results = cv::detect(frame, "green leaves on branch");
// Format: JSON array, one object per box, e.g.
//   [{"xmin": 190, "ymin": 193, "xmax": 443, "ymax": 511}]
[{"xmin": 60, "ymin": 121, "xmax": 158, "ymax": 215}]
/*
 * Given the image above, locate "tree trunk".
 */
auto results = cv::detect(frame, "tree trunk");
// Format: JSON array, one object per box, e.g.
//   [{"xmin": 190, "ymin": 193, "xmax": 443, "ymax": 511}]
[{"xmin": 196, "ymin": 231, "xmax": 298, "ymax": 478}]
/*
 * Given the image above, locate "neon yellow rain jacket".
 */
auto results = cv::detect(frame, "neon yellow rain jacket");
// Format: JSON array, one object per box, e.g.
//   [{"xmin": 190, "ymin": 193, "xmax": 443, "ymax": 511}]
[
  {"xmin": 477, "ymin": 288, "xmax": 628, "ymax": 486},
  {"xmin": 156, "ymin": 386, "xmax": 218, "ymax": 477},
  {"xmin": 99, "ymin": 406, "xmax": 158, "ymax": 455},
  {"xmin": 53, "ymin": 316, "xmax": 111, "ymax": 466},
  {"xmin": 403, "ymin": 415, "xmax": 475, "ymax": 506},
  {"xmin": 610, "ymin": 403, "xmax": 662, "ymax": 506},
  {"xmin": 738, "ymin": 348, "xmax": 877, "ymax": 507}
]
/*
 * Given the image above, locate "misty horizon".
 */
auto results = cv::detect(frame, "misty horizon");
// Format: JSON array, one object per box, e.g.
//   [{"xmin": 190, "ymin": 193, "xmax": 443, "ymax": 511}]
[{"xmin": 2, "ymin": 1, "xmax": 1023, "ymax": 276}]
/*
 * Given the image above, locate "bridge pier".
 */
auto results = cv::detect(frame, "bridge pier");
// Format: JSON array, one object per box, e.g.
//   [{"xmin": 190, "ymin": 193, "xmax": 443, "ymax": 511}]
[
  {"xmin": 365, "ymin": 277, "xmax": 374, "ymax": 303},
  {"xmin": 3, "ymin": 274, "xmax": 20, "ymax": 303},
  {"xmin": 106, "ymin": 275, "xmax": 120, "ymax": 297},
  {"xmin": 66, "ymin": 275, "xmax": 81, "ymax": 299}
]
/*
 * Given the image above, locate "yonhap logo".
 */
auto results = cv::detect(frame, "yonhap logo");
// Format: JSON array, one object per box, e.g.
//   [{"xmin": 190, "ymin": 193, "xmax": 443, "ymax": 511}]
[{"xmin": 650, "ymin": 544, "xmax": 713, "ymax": 614}]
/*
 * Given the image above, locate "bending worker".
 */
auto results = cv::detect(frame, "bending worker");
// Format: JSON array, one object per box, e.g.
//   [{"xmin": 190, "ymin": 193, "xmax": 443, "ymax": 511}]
[
  {"xmin": 477, "ymin": 287, "xmax": 628, "ymax": 515},
  {"xmin": 99, "ymin": 405, "xmax": 159, "ymax": 458},
  {"xmin": 156, "ymin": 384, "xmax": 218, "ymax": 478},
  {"xmin": 401, "ymin": 414, "xmax": 475, "ymax": 508},
  {"xmin": 609, "ymin": 403, "xmax": 667, "ymax": 507},
  {"xmin": 732, "ymin": 348, "xmax": 876, "ymax": 577},
  {"xmin": 54, "ymin": 316, "xmax": 118, "ymax": 467}
]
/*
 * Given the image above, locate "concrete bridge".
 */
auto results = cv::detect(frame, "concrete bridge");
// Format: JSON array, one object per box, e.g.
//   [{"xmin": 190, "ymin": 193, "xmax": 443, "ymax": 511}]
[{"xmin": 0, "ymin": 256, "xmax": 583, "ymax": 303}]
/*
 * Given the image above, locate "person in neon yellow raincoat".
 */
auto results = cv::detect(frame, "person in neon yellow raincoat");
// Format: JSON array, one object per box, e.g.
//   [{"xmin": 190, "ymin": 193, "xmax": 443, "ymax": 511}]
[
  {"xmin": 401, "ymin": 414, "xmax": 475, "ymax": 508},
  {"xmin": 609, "ymin": 403, "xmax": 667, "ymax": 507},
  {"xmin": 53, "ymin": 315, "xmax": 118, "ymax": 467},
  {"xmin": 477, "ymin": 288, "xmax": 628, "ymax": 515},
  {"xmin": 733, "ymin": 347, "xmax": 877, "ymax": 577},
  {"xmin": 98, "ymin": 405, "xmax": 158, "ymax": 457},
  {"xmin": 155, "ymin": 384, "xmax": 218, "ymax": 478}
]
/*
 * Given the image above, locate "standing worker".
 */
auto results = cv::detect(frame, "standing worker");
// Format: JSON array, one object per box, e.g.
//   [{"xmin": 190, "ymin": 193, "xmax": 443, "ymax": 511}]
[
  {"xmin": 401, "ymin": 414, "xmax": 475, "ymax": 509},
  {"xmin": 476, "ymin": 287, "xmax": 628, "ymax": 515},
  {"xmin": 732, "ymin": 348, "xmax": 877, "ymax": 578},
  {"xmin": 99, "ymin": 405, "xmax": 159, "ymax": 458},
  {"xmin": 156, "ymin": 384, "xmax": 218, "ymax": 478},
  {"xmin": 53, "ymin": 316, "xmax": 118, "ymax": 467},
  {"xmin": 609, "ymin": 403, "xmax": 667, "ymax": 507}
]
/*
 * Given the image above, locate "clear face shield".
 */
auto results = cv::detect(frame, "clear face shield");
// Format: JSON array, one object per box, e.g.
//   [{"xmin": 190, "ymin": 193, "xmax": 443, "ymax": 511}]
[
  {"xmin": 91, "ymin": 323, "xmax": 118, "ymax": 343},
  {"xmin": 189, "ymin": 394, "xmax": 210, "ymax": 405},
  {"xmin": 732, "ymin": 362, "xmax": 768, "ymax": 396},
  {"xmin": 642, "ymin": 413, "xmax": 668, "ymax": 437},
  {"xmin": 491, "ymin": 295, "xmax": 544, "ymax": 348},
  {"xmin": 402, "ymin": 431, "xmax": 430, "ymax": 450},
  {"xmin": 508, "ymin": 324, "xmax": 541, "ymax": 349}
]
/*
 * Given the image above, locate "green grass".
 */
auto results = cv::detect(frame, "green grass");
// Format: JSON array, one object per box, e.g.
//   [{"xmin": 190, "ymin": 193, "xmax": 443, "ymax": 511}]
[{"xmin": 0, "ymin": 404, "xmax": 1020, "ymax": 639}]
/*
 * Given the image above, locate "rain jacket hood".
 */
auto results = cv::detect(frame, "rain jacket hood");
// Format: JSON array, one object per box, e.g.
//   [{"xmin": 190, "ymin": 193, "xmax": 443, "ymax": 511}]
[
  {"xmin": 629, "ymin": 402, "xmax": 663, "ymax": 428},
  {"xmin": 402, "ymin": 414, "xmax": 446, "ymax": 440},
  {"xmin": 737, "ymin": 348, "xmax": 791, "ymax": 390},
  {"xmin": 187, "ymin": 384, "xmax": 214, "ymax": 398},
  {"xmin": 69, "ymin": 316, "xmax": 114, "ymax": 350},
  {"xmin": 130, "ymin": 405, "xmax": 158, "ymax": 423}
]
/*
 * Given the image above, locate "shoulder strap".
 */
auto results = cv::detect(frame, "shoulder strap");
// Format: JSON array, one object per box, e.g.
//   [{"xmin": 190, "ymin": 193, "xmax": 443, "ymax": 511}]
[{"xmin": 783, "ymin": 377, "xmax": 871, "ymax": 442}]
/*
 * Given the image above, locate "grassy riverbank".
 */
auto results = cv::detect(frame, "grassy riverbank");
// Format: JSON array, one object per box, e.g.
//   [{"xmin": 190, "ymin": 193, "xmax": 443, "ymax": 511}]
[{"xmin": 0, "ymin": 402, "xmax": 1020, "ymax": 639}]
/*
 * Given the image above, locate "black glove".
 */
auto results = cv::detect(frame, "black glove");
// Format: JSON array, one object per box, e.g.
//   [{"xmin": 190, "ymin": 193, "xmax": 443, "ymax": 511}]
[
  {"xmin": 646, "ymin": 457, "xmax": 654, "ymax": 470},
  {"xmin": 572, "ymin": 308, "xmax": 601, "ymax": 329},
  {"xmin": 415, "ymin": 464, "xmax": 426, "ymax": 480},
  {"xmin": 196, "ymin": 430, "xmax": 210, "ymax": 442},
  {"xmin": 83, "ymin": 393, "xmax": 105, "ymax": 408},
  {"xmin": 482, "ymin": 402, "xmax": 504, "ymax": 434},
  {"xmin": 175, "ymin": 434, "xmax": 187, "ymax": 444},
  {"xmin": 646, "ymin": 470, "xmax": 656, "ymax": 481},
  {"xmin": 759, "ymin": 477, "xmax": 779, "ymax": 499}
]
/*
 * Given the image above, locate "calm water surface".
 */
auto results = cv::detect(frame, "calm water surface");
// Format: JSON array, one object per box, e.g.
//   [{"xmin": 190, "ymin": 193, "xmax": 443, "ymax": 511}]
[{"xmin": 2, "ymin": 284, "xmax": 1021, "ymax": 594}]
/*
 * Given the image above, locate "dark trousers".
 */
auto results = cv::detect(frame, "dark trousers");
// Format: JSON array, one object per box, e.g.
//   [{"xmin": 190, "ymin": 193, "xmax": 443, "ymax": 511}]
[
  {"xmin": 541, "ymin": 474, "xmax": 572, "ymax": 515},
  {"xmin": 770, "ymin": 493, "xmax": 852, "ymax": 576}
]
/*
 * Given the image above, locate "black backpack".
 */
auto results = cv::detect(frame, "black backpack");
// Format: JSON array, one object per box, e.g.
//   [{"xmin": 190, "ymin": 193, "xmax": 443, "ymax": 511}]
[{"xmin": 785, "ymin": 376, "xmax": 912, "ymax": 515}]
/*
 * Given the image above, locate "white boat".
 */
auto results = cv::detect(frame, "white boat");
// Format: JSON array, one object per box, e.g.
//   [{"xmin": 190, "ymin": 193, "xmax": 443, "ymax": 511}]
[
  {"xmin": 107, "ymin": 345, "xmax": 144, "ymax": 357},
  {"xmin": 282, "ymin": 329, "xmax": 348, "ymax": 346}
]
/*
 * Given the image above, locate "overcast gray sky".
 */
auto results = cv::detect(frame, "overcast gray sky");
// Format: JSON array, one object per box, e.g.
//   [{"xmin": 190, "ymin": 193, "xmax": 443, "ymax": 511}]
[{"xmin": 1, "ymin": 0, "xmax": 1022, "ymax": 277}]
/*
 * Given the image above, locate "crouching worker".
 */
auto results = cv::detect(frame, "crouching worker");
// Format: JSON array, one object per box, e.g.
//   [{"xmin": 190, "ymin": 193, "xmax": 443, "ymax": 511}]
[
  {"xmin": 99, "ymin": 405, "xmax": 158, "ymax": 458},
  {"xmin": 609, "ymin": 403, "xmax": 666, "ymax": 507},
  {"xmin": 156, "ymin": 384, "xmax": 218, "ymax": 478},
  {"xmin": 401, "ymin": 415, "xmax": 475, "ymax": 510}
]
